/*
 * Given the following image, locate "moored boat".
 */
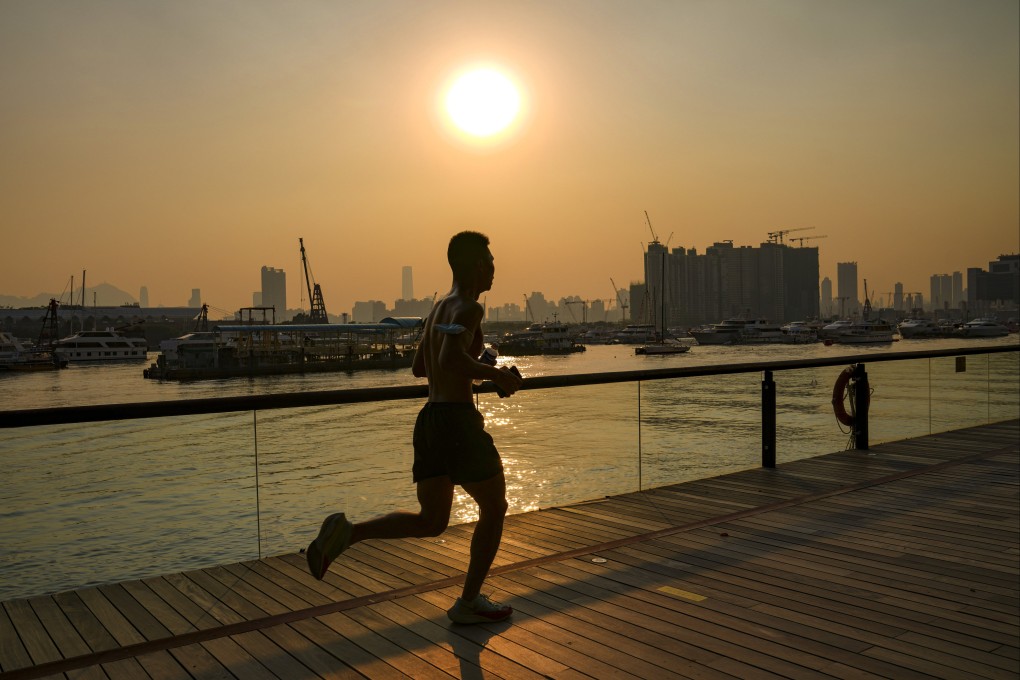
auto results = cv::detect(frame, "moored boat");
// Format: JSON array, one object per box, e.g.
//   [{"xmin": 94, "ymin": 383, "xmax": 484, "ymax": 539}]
[
  {"xmin": 689, "ymin": 318, "xmax": 746, "ymax": 345},
  {"xmin": 635, "ymin": 339, "xmax": 691, "ymax": 355},
  {"xmin": 53, "ymin": 328, "xmax": 149, "ymax": 362},
  {"xmin": 0, "ymin": 332, "xmax": 67, "ymax": 371},
  {"xmin": 833, "ymin": 319, "xmax": 896, "ymax": 344},
  {"xmin": 897, "ymin": 318, "xmax": 944, "ymax": 339},
  {"xmin": 496, "ymin": 321, "xmax": 586, "ymax": 355},
  {"xmin": 954, "ymin": 318, "xmax": 1010, "ymax": 338}
]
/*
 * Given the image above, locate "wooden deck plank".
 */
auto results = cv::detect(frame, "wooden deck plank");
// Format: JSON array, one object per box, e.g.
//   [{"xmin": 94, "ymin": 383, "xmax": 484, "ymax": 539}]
[{"xmin": 2, "ymin": 419, "xmax": 1016, "ymax": 680}]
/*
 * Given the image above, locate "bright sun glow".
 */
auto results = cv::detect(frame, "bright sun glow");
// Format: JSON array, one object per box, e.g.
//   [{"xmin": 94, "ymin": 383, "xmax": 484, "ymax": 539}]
[{"xmin": 445, "ymin": 69, "xmax": 520, "ymax": 137}]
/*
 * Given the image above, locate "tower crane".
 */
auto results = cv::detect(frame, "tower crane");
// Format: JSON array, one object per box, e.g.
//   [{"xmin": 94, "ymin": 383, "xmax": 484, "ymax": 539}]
[
  {"xmin": 299, "ymin": 238, "xmax": 328, "ymax": 323},
  {"xmin": 790, "ymin": 235, "xmax": 828, "ymax": 247},
  {"xmin": 610, "ymin": 277, "xmax": 628, "ymax": 321},
  {"xmin": 564, "ymin": 300, "xmax": 587, "ymax": 324},
  {"xmin": 767, "ymin": 226, "xmax": 815, "ymax": 244},
  {"xmin": 644, "ymin": 210, "xmax": 659, "ymax": 245}
]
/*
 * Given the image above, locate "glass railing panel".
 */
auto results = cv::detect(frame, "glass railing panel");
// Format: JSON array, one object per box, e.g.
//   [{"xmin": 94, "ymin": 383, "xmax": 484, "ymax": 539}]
[
  {"xmin": 0, "ymin": 411, "xmax": 255, "ymax": 601},
  {"xmin": 251, "ymin": 383, "xmax": 641, "ymax": 556},
  {"xmin": 866, "ymin": 357, "xmax": 938, "ymax": 444},
  {"xmin": 928, "ymin": 354, "xmax": 1001, "ymax": 434},
  {"xmin": 637, "ymin": 373, "xmax": 763, "ymax": 490},
  {"xmin": 988, "ymin": 350, "xmax": 1020, "ymax": 424},
  {"xmin": 774, "ymin": 365, "xmax": 858, "ymax": 462},
  {"xmin": 480, "ymin": 382, "xmax": 639, "ymax": 514},
  {"xmin": 251, "ymin": 399, "xmax": 422, "ymax": 558}
]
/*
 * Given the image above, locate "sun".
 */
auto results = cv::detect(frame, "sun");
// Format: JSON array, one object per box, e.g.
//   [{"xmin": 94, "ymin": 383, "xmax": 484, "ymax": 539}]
[{"xmin": 444, "ymin": 68, "xmax": 521, "ymax": 137}]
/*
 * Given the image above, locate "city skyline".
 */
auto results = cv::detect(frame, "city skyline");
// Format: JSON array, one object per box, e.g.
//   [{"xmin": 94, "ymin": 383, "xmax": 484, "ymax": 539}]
[{"xmin": 1, "ymin": 1, "xmax": 1017, "ymax": 314}]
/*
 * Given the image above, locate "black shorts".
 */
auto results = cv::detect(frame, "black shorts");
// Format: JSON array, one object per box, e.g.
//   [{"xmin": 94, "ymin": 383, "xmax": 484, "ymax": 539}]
[{"xmin": 412, "ymin": 402, "xmax": 503, "ymax": 485}]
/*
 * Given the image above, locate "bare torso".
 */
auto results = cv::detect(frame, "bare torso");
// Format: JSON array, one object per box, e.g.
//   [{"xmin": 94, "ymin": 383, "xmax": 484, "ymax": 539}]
[{"xmin": 418, "ymin": 292, "xmax": 485, "ymax": 403}]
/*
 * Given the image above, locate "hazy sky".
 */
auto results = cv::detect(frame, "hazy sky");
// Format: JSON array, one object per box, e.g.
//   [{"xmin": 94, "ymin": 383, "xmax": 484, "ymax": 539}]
[{"xmin": 1, "ymin": 0, "xmax": 1017, "ymax": 315}]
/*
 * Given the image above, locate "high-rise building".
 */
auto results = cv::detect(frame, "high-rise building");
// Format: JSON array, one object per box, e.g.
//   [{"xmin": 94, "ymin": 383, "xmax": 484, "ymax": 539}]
[
  {"xmin": 261, "ymin": 266, "xmax": 286, "ymax": 321},
  {"xmin": 644, "ymin": 240, "xmax": 819, "ymax": 326},
  {"xmin": 894, "ymin": 282, "xmax": 904, "ymax": 312},
  {"xmin": 188, "ymin": 289, "xmax": 201, "ymax": 308},
  {"xmin": 253, "ymin": 292, "xmax": 263, "ymax": 307},
  {"xmin": 820, "ymin": 277, "xmax": 832, "ymax": 317},
  {"xmin": 967, "ymin": 254, "xmax": 1020, "ymax": 312},
  {"xmin": 952, "ymin": 271, "xmax": 963, "ymax": 309},
  {"xmin": 139, "ymin": 286, "xmax": 149, "ymax": 308},
  {"xmin": 401, "ymin": 266, "xmax": 413, "ymax": 301},
  {"xmin": 836, "ymin": 262, "xmax": 858, "ymax": 317}
]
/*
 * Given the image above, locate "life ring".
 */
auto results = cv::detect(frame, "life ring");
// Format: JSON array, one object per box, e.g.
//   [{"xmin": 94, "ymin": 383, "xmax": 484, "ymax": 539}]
[{"xmin": 831, "ymin": 365, "xmax": 868, "ymax": 427}]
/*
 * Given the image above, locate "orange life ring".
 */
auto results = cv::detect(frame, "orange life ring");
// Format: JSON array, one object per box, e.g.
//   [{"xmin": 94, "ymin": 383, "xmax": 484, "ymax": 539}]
[{"xmin": 831, "ymin": 365, "xmax": 865, "ymax": 427}]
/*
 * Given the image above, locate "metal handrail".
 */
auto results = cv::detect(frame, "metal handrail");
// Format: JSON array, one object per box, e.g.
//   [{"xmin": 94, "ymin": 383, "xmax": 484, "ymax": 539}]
[{"xmin": 2, "ymin": 345, "xmax": 1016, "ymax": 429}]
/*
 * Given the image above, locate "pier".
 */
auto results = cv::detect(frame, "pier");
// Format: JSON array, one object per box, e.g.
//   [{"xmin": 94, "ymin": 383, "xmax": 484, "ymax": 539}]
[{"xmin": 2, "ymin": 419, "xmax": 1016, "ymax": 679}]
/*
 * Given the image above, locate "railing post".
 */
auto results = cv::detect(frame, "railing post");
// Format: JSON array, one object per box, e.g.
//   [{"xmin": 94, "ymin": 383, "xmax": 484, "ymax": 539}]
[
  {"xmin": 853, "ymin": 363, "xmax": 869, "ymax": 450},
  {"xmin": 762, "ymin": 370, "xmax": 776, "ymax": 468}
]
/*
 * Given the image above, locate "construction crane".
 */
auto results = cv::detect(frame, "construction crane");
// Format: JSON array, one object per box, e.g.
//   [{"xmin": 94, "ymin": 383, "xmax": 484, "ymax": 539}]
[
  {"xmin": 644, "ymin": 210, "xmax": 659, "ymax": 245},
  {"xmin": 299, "ymin": 238, "xmax": 328, "ymax": 323},
  {"xmin": 767, "ymin": 226, "xmax": 815, "ymax": 244},
  {"xmin": 564, "ymin": 300, "xmax": 587, "ymax": 324},
  {"xmin": 790, "ymin": 235, "xmax": 828, "ymax": 247},
  {"xmin": 610, "ymin": 277, "xmax": 628, "ymax": 321}
]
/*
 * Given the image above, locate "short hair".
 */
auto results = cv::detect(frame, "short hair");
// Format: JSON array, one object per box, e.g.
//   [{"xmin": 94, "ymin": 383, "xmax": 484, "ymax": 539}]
[{"xmin": 447, "ymin": 231, "xmax": 491, "ymax": 279}]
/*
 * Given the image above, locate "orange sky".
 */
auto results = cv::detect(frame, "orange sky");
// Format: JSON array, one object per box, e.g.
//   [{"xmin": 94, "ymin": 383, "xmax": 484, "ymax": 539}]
[{"xmin": 1, "ymin": 0, "xmax": 1017, "ymax": 315}]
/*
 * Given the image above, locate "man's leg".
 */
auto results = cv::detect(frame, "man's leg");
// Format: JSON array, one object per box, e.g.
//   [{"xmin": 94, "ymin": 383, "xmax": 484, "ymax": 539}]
[
  {"xmin": 459, "ymin": 472, "xmax": 508, "ymax": 601},
  {"xmin": 307, "ymin": 476, "xmax": 453, "ymax": 580},
  {"xmin": 349, "ymin": 475, "xmax": 455, "ymax": 544}
]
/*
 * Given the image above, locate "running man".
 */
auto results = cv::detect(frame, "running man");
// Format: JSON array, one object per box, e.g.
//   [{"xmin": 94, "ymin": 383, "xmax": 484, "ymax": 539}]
[{"xmin": 306, "ymin": 231, "xmax": 524, "ymax": 624}]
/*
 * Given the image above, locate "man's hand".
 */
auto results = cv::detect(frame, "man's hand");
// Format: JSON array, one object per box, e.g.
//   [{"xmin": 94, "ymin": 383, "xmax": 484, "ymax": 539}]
[{"xmin": 492, "ymin": 366, "xmax": 524, "ymax": 397}]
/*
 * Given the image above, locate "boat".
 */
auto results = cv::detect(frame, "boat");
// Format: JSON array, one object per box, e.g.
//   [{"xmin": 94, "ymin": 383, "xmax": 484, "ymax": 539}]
[
  {"xmin": 578, "ymin": 327, "xmax": 618, "ymax": 344},
  {"xmin": 954, "ymin": 318, "xmax": 1010, "ymax": 338},
  {"xmin": 52, "ymin": 327, "xmax": 149, "ymax": 362},
  {"xmin": 832, "ymin": 318, "xmax": 896, "ymax": 344},
  {"xmin": 818, "ymin": 319, "xmax": 853, "ymax": 340},
  {"xmin": 496, "ymin": 322, "xmax": 586, "ymax": 355},
  {"xmin": 897, "ymin": 318, "xmax": 944, "ymax": 339},
  {"xmin": 689, "ymin": 318, "xmax": 747, "ymax": 345},
  {"xmin": 635, "ymin": 339, "xmax": 690, "ymax": 355},
  {"xmin": 739, "ymin": 319, "xmax": 816, "ymax": 344},
  {"xmin": 614, "ymin": 324, "xmax": 658, "ymax": 344},
  {"xmin": 0, "ymin": 332, "xmax": 67, "ymax": 371},
  {"xmin": 144, "ymin": 317, "xmax": 424, "ymax": 380}
]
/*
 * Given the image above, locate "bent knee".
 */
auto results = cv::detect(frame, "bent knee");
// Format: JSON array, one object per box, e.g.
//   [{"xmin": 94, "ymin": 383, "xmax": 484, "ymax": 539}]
[
  {"xmin": 479, "ymin": 497, "xmax": 509, "ymax": 517},
  {"xmin": 418, "ymin": 516, "xmax": 449, "ymax": 537}
]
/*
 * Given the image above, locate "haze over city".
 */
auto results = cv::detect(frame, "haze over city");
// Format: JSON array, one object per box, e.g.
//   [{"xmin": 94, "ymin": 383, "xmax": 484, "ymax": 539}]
[{"xmin": 1, "ymin": 1, "xmax": 1017, "ymax": 316}]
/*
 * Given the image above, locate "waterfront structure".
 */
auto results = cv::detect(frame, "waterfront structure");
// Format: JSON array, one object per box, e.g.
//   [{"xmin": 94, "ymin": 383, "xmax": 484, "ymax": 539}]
[
  {"xmin": 836, "ymin": 261, "xmax": 859, "ymax": 318},
  {"xmin": 260, "ymin": 266, "xmax": 287, "ymax": 321}
]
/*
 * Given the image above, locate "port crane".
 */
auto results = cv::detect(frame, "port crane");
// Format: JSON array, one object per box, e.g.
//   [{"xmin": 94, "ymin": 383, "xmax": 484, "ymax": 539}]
[
  {"xmin": 767, "ymin": 226, "xmax": 815, "ymax": 244},
  {"xmin": 299, "ymin": 238, "xmax": 328, "ymax": 323},
  {"xmin": 790, "ymin": 235, "xmax": 827, "ymax": 247},
  {"xmin": 610, "ymin": 277, "xmax": 628, "ymax": 321},
  {"xmin": 564, "ymin": 299, "xmax": 587, "ymax": 324}
]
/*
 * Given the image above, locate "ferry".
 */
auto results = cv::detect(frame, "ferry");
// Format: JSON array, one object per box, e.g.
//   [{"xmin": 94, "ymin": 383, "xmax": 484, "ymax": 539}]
[
  {"xmin": 832, "ymin": 319, "xmax": 896, "ymax": 344},
  {"xmin": 52, "ymin": 328, "xmax": 149, "ymax": 362},
  {"xmin": 144, "ymin": 318, "xmax": 424, "ymax": 380},
  {"xmin": 496, "ymin": 322, "xmax": 586, "ymax": 355}
]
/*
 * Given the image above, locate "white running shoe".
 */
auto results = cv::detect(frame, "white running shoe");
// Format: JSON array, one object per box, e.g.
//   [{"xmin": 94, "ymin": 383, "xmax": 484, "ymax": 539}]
[
  {"xmin": 306, "ymin": 512, "xmax": 353, "ymax": 580},
  {"xmin": 447, "ymin": 594, "xmax": 513, "ymax": 624}
]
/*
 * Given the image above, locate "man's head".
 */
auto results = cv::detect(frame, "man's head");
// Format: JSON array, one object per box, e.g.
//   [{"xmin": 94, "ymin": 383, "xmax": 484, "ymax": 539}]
[{"xmin": 447, "ymin": 231, "xmax": 494, "ymax": 290}]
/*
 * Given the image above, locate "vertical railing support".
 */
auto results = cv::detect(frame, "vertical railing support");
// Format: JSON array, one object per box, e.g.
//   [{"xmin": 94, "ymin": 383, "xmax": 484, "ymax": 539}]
[
  {"xmin": 853, "ymin": 363, "xmax": 869, "ymax": 450},
  {"xmin": 762, "ymin": 370, "xmax": 776, "ymax": 468}
]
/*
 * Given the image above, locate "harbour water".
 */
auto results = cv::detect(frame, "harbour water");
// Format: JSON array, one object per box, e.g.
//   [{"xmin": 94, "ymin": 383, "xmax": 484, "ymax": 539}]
[{"xmin": 1, "ymin": 336, "xmax": 1017, "ymax": 601}]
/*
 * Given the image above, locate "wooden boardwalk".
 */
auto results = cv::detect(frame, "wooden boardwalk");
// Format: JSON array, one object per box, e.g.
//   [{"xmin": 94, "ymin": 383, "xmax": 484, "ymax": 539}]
[{"xmin": 2, "ymin": 420, "xmax": 1017, "ymax": 680}]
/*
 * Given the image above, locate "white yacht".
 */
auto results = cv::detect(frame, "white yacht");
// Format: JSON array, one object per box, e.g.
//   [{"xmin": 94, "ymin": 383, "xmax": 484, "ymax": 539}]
[
  {"xmin": 689, "ymin": 319, "xmax": 746, "ymax": 345},
  {"xmin": 955, "ymin": 318, "xmax": 1009, "ymax": 338},
  {"xmin": 819, "ymin": 319, "xmax": 853, "ymax": 340},
  {"xmin": 53, "ymin": 328, "xmax": 149, "ymax": 362},
  {"xmin": 614, "ymin": 324, "xmax": 657, "ymax": 344},
  {"xmin": 0, "ymin": 332, "xmax": 66, "ymax": 371},
  {"xmin": 833, "ymin": 319, "xmax": 896, "ymax": 344},
  {"xmin": 897, "ymin": 318, "xmax": 943, "ymax": 339}
]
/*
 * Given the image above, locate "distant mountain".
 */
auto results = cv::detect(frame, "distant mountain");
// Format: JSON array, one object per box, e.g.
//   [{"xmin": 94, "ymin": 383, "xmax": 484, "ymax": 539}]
[{"xmin": 0, "ymin": 283, "xmax": 137, "ymax": 309}]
